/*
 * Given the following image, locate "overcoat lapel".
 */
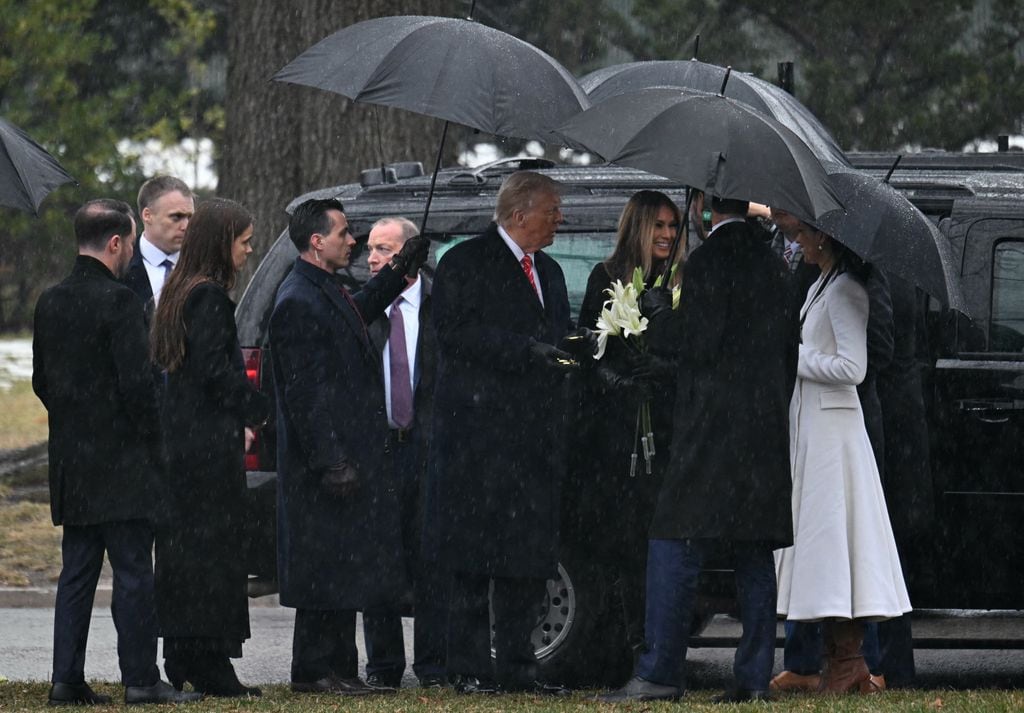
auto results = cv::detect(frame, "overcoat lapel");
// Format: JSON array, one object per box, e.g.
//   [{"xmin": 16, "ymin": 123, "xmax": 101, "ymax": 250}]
[{"xmin": 486, "ymin": 230, "xmax": 545, "ymax": 317}]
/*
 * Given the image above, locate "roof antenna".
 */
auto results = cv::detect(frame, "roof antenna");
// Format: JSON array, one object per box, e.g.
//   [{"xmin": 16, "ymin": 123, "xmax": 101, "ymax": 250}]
[
  {"xmin": 718, "ymin": 66, "xmax": 732, "ymax": 95},
  {"xmin": 883, "ymin": 154, "xmax": 902, "ymax": 183},
  {"xmin": 374, "ymin": 106, "xmax": 387, "ymax": 184},
  {"xmin": 693, "ymin": 34, "xmax": 700, "ymax": 60}
]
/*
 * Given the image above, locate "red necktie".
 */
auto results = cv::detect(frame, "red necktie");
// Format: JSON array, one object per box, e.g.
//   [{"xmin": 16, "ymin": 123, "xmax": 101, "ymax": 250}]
[{"xmin": 521, "ymin": 254, "xmax": 538, "ymax": 298}]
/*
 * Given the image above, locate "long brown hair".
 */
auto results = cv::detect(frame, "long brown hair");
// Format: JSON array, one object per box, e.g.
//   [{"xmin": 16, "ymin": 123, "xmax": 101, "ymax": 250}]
[
  {"xmin": 151, "ymin": 198, "xmax": 253, "ymax": 372},
  {"xmin": 604, "ymin": 190, "xmax": 684, "ymax": 287}
]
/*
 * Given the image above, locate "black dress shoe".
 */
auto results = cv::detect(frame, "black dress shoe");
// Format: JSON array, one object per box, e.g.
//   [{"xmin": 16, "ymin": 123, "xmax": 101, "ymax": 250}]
[
  {"xmin": 125, "ymin": 680, "xmax": 203, "ymax": 704},
  {"xmin": 47, "ymin": 682, "xmax": 111, "ymax": 706},
  {"xmin": 291, "ymin": 674, "xmax": 375, "ymax": 695},
  {"xmin": 596, "ymin": 676, "xmax": 682, "ymax": 703},
  {"xmin": 365, "ymin": 673, "xmax": 400, "ymax": 691},
  {"xmin": 451, "ymin": 675, "xmax": 499, "ymax": 694},
  {"xmin": 418, "ymin": 674, "xmax": 447, "ymax": 689},
  {"xmin": 712, "ymin": 688, "xmax": 773, "ymax": 703}
]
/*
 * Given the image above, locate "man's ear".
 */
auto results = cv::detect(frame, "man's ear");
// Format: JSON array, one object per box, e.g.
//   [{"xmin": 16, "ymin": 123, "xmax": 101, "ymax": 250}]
[
  {"xmin": 108, "ymin": 234, "xmax": 123, "ymax": 253},
  {"xmin": 140, "ymin": 206, "xmax": 152, "ymax": 226}
]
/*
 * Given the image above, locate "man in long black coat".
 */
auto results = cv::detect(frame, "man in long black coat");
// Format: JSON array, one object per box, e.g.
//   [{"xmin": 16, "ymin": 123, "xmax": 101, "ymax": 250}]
[
  {"xmin": 602, "ymin": 192, "xmax": 799, "ymax": 703},
  {"xmin": 269, "ymin": 198, "xmax": 426, "ymax": 696},
  {"xmin": 425, "ymin": 171, "xmax": 590, "ymax": 694},
  {"xmin": 32, "ymin": 199, "xmax": 199, "ymax": 706}
]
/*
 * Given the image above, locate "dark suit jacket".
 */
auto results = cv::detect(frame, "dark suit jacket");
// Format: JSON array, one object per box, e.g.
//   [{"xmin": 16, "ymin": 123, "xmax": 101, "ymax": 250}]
[
  {"xmin": 367, "ymin": 276, "xmax": 437, "ymax": 449},
  {"xmin": 270, "ymin": 257, "xmax": 408, "ymax": 610},
  {"xmin": 32, "ymin": 255, "xmax": 161, "ymax": 526},
  {"xmin": 123, "ymin": 242, "xmax": 154, "ymax": 304},
  {"xmin": 647, "ymin": 220, "xmax": 798, "ymax": 547},
  {"xmin": 425, "ymin": 224, "xmax": 573, "ymax": 579}
]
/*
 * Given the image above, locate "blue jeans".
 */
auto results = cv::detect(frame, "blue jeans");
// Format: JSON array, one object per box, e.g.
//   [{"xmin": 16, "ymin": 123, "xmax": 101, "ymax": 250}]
[{"xmin": 636, "ymin": 539, "xmax": 776, "ymax": 691}]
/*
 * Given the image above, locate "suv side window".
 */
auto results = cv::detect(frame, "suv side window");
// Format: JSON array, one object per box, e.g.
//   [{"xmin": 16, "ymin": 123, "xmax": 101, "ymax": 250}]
[{"xmin": 990, "ymin": 239, "xmax": 1024, "ymax": 353}]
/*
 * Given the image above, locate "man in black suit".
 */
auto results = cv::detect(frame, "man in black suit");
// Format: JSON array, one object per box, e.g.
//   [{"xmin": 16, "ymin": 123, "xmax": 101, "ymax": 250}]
[
  {"xmin": 269, "ymin": 199, "xmax": 427, "ymax": 696},
  {"xmin": 32, "ymin": 199, "xmax": 201, "ymax": 706},
  {"xmin": 425, "ymin": 171, "xmax": 593, "ymax": 695},
  {"xmin": 601, "ymin": 192, "xmax": 798, "ymax": 703},
  {"xmin": 123, "ymin": 175, "xmax": 194, "ymax": 310},
  {"xmin": 360, "ymin": 217, "xmax": 447, "ymax": 689}
]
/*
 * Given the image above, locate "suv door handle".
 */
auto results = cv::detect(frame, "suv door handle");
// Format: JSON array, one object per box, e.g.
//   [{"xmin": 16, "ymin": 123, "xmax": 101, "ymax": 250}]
[{"xmin": 957, "ymin": 399, "xmax": 1023, "ymax": 424}]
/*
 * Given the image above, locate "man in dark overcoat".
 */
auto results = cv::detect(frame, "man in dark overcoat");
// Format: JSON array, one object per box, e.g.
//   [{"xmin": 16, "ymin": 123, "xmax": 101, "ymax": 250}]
[
  {"xmin": 425, "ymin": 171, "xmax": 592, "ymax": 695},
  {"xmin": 360, "ymin": 217, "xmax": 447, "ymax": 689},
  {"xmin": 32, "ymin": 199, "xmax": 200, "ymax": 706},
  {"xmin": 601, "ymin": 192, "xmax": 799, "ymax": 703},
  {"xmin": 269, "ymin": 198, "xmax": 426, "ymax": 696}
]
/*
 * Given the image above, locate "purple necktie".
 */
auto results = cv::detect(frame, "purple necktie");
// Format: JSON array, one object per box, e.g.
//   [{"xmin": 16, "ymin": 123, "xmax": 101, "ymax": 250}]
[
  {"xmin": 160, "ymin": 259, "xmax": 174, "ymax": 284},
  {"xmin": 388, "ymin": 298, "xmax": 413, "ymax": 429}
]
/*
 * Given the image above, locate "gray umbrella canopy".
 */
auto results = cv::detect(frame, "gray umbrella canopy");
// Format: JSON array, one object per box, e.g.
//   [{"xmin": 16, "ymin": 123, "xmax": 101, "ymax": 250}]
[
  {"xmin": 273, "ymin": 15, "xmax": 590, "ymax": 144},
  {"xmin": 0, "ymin": 118, "xmax": 75, "ymax": 215},
  {"xmin": 580, "ymin": 60, "xmax": 848, "ymax": 168},
  {"xmin": 557, "ymin": 86, "xmax": 842, "ymax": 219},
  {"xmin": 812, "ymin": 169, "xmax": 967, "ymax": 312}
]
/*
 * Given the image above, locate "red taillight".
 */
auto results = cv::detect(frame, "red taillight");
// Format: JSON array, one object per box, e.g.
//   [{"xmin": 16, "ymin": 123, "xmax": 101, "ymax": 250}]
[{"xmin": 242, "ymin": 348, "xmax": 262, "ymax": 471}]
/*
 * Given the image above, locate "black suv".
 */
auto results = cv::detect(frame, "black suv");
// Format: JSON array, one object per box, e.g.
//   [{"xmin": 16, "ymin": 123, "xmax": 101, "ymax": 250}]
[{"xmin": 235, "ymin": 152, "xmax": 1024, "ymax": 684}]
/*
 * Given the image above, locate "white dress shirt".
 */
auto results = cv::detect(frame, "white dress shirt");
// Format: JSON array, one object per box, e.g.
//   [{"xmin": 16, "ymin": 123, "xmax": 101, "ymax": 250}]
[
  {"xmin": 138, "ymin": 234, "xmax": 179, "ymax": 305},
  {"xmin": 497, "ymin": 224, "xmax": 544, "ymax": 306},
  {"xmin": 383, "ymin": 277, "xmax": 421, "ymax": 429}
]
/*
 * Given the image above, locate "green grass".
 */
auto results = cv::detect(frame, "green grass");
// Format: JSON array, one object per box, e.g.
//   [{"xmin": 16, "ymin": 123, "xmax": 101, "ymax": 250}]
[
  {"xmin": 1, "ymin": 684, "xmax": 1024, "ymax": 712},
  {"xmin": 0, "ymin": 379, "xmax": 47, "ymax": 451}
]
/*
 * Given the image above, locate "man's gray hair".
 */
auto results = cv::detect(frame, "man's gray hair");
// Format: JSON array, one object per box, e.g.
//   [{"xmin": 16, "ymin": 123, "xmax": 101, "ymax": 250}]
[
  {"xmin": 371, "ymin": 216, "xmax": 419, "ymax": 242},
  {"xmin": 493, "ymin": 171, "xmax": 562, "ymax": 226}
]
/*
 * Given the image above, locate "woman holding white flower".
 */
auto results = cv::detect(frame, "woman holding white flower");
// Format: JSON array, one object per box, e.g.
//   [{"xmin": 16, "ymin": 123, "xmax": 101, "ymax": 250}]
[{"xmin": 570, "ymin": 190, "xmax": 683, "ymax": 661}]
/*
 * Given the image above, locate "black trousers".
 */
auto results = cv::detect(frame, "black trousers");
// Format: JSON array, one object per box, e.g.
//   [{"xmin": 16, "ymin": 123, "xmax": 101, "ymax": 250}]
[
  {"xmin": 291, "ymin": 608, "xmax": 357, "ymax": 682},
  {"xmin": 363, "ymin": 435, "xmax": 448, "ymax": 682},
  {"xmin": 52, "ymin": 520, "xmax": 160, "ymax": 687},
  {"xmin": 446, "ymin": 571, "xmax": 545, "ymax": 689}
]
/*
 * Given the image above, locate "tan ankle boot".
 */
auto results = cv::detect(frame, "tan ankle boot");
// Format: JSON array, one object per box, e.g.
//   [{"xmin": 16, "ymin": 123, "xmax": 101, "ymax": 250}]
[{"xmin": 819, "ymin": 620, "xmax": 870, "ymax": 694}]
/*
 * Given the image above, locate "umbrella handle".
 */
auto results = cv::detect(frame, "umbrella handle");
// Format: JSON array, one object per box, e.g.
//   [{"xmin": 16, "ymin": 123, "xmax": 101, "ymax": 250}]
[
  {"xmin": 662, "ymin": 188, "xmax": 693, "ymax": 282},
  {"xmin": 419, "ymin": 120, "xmax": 451, "ymax": 236}
]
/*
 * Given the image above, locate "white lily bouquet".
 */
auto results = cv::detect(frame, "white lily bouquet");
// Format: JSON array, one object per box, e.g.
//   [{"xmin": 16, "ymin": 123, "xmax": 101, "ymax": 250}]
[{"xmin": 594, "ymin": 267, "xmax": 680, "ymax": 477}]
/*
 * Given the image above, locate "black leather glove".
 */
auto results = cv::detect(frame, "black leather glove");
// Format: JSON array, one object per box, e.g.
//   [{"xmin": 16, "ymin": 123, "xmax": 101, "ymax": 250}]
[
  {"xmin": 559, "ymin": 327, "xmax": 598, "ymax": 358},
  {"xmin": 322, "ymin": 462, "xmax": 359, "ymax": 498},
  {"xmin": 529, "ymin": 338, "xmax": 578, "ymax": 371},
  {"xmin": 639, "ymin": 286, "xmax": 672, "ymax": 320},
  {"xmin": 626, "ymin": 350, "xmax": 676, "ymax": 382},
  {"xmin": 595, "ymin": 364, "xmax": 652, "ymax": 401},
  {"xmin": 390, "ymin": 235, "xmax": 430, "ymax": 278}
]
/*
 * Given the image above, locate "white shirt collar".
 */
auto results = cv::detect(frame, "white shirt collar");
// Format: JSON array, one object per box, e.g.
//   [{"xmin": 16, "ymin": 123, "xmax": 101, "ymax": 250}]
[
  {"xmin": 396, "ymin": 275, "xmax": 422, "ymax": 308},
  {"xmin": 139, "ymin": 234, "xmax": 178, "ymax": 267},
  {"xmin": 708, "ymin": 217, "xmax": 746, "ymax": 236},
  {"xmin": 497, "ymin": 224, "xmax": 529, "ymax": 262}
]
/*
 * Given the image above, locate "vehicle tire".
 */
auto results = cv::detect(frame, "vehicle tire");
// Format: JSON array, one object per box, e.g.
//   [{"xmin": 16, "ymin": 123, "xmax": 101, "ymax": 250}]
[{"xmin": 525, "ymin": 554, "xmax": 634, "ymax": 688}]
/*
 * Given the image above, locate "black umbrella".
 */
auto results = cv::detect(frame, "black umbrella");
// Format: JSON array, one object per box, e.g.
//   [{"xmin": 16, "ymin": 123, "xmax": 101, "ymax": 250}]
[
  {"xmin": 812, "ymin": 167, "xmax": 968, "ymax": 312},
  {"xmin": 580, "ymin": 59, "xmax": 849, "ymax": 168},
  {"xmin": 0, "ymin": 118, "xmax": 75, "ymax": 215},
  {"xmin": 556, "ymin": 86, "xmax": 842, "ymax": 220},
  {"xmin": 274, "ymin": 15, "xmax": 590, "ymax": 230}
]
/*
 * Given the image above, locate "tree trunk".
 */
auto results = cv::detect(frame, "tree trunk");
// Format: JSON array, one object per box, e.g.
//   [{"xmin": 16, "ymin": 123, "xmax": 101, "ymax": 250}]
[{"xmin": 221, "ymin": 0, "xmax": 456, "ymax": 296}]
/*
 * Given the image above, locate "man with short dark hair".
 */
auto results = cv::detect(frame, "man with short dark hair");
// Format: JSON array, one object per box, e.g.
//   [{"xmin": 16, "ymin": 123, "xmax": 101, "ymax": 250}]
[
  {"xmin": 424, "ymin": 171, "xmax": 593, "ymax": 695},
  {"xmin": 124, "ymin": 175, "xmax": 194, "ymax": 308},
  {"xmin": 600, "ymin": 190, "xmax": 799, "ymax": 703},
  {"xmin": 270, "ymin": 198, "xmax": 428, "ymax": 696},
  {"xmin": 33, "ymin": 199, "xmax": 201, "ymax": 706}
]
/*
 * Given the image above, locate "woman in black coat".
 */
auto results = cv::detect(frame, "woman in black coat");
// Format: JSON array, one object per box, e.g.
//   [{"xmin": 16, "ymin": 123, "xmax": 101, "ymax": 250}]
[
  {"xmin": 150, "ymin": 198, "xmax": 267, "ymax": 697},
  {"xmin": 572, "ymin": 190, "xmax": 683, "ymax": 656}
]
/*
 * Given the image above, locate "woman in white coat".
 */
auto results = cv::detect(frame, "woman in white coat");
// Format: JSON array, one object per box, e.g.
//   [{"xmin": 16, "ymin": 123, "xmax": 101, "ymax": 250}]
[{"xmin": 775, "ymin": 223, "xmax": 911, "ymax": 693}]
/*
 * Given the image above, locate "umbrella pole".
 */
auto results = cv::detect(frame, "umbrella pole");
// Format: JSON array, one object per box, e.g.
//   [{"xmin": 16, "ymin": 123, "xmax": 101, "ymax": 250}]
[
  {"xmin": 884, "ymin": 154, "xmax": 903, "ymax": 183},
  {"xmin": 419, "ymin": 120, "xmax": 451, "ymax": 235},
  {"xmin": 692, "ymin": 33, "xmax": 700, "ymax": 59},
  {"xmin": 662, "ymin": 187, "xmax": 693, "ymax": 281}
]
